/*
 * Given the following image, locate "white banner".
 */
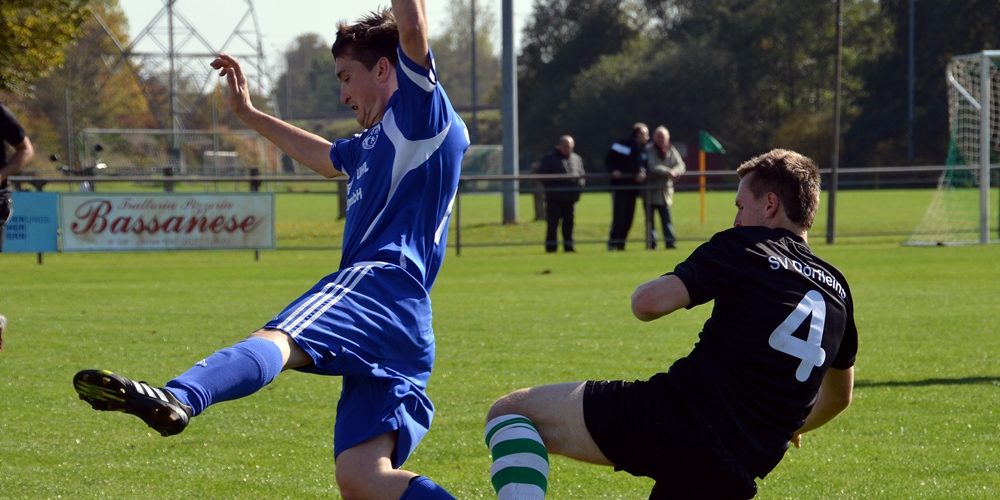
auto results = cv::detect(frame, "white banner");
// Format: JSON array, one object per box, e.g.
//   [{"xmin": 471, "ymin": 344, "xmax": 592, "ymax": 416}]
[{"xmin": 60, "ymin": 193, "xmax": 275, "ymax": 251}]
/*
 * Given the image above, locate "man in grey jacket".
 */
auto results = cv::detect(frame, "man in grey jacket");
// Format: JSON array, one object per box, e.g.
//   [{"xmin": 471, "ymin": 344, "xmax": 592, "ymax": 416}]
[{"xmin": 643, "ymin": 125, "xmax": 685, "ymax": 249}]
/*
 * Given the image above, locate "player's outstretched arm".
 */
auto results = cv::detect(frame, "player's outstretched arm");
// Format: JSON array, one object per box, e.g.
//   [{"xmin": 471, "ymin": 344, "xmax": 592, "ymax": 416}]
[
  {"xmin": 0, "ymin": 136, "xmax": 33, "ymax": 180},
  {"xmin": 393, "ymin": 0, "xmax": 430, "ymax": 69},
  {"xmin": 631, "ymin": 274, "xmax": 691, "ymax": 322},
  {"xmin": 210, "ymin": 54, "xmax": 341, "ymax": 178},
  {"xmin": 791, "ymin": 366, "xmax": 854, "ymax": 448}
]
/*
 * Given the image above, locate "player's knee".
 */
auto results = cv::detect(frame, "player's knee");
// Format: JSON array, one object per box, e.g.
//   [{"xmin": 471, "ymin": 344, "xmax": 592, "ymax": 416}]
[
  {"xmin": 247, "ymin": 328, "xmax": 311, "ymax": 370},
  {"xmin": 487, "ymin": 388, "xmax": 529, "ymax": 421},
  {"xmin": 335, "ymin": 463, "xmax": 379, "ymax": 499}
]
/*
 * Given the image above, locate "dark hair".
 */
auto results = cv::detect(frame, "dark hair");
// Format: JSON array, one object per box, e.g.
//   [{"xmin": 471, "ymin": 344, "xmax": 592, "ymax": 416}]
[
  {"xmin": 736, "ymin": 149, "xmax": 821, "ymax": 228},
  {"xmin": 331, "ymin": 8, "xmax": 399, "ymax": 69}
]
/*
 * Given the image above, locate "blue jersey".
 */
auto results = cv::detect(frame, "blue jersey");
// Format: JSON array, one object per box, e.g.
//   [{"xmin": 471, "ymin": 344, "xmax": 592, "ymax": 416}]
[{"xmin": 330, "ymin": 47, "xmax": 470, "ymax": 291}]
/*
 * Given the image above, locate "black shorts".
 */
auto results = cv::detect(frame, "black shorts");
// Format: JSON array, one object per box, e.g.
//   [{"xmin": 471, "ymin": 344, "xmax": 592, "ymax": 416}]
[{"xmin": 583, "ymin": 373, "xmax": 758, "ymax": 499}]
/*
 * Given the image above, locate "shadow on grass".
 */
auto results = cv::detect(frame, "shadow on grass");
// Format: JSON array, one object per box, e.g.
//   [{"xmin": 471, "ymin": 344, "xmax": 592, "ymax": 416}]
[{"xmin": 855, "ymin": 376, "xmax": 1000, "ymax": 389}]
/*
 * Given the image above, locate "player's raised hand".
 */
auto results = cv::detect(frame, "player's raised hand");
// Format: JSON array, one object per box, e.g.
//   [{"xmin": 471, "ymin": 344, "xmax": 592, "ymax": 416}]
[{"xmin": 210, "ymin": 54, "xmax": 254, "ymax": 117}]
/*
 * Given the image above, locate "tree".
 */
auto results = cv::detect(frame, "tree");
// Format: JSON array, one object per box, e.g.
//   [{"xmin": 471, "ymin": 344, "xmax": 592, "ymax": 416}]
[
  {"xmin": 518, "ymin": 0, "xmax": 645, "ymax": 168},
  {"xmin": 429, "ymin": 0, "xmax": 502, "ymax": 111},
  {"xmin": 273, "ymin": 33, "xmax": 340, "ymax": 121},
  {"xmin": 545, "ymin": 0, "xmax": 889, "ymax": 168},
  {"xmin": 23, "ymin": 1, "xmax": 155, "ymax": 167},
  {"xmin": 0, "ymin": 0, "xmax": 92, "ymax": 95},
  {"xmin": 555, "ymin": 37, "xmax": 734, "ymax": 171},
  {"xmin": 517, "ymin": 0, "xmax": 1000, "ymax": 169},
  {"xmin": 650, "ymin": 0, "xmax": 847, "ymax": 164},
  {"xmin": 844, "ymin": 0, "xmax": 1000, "ymax": 166}
]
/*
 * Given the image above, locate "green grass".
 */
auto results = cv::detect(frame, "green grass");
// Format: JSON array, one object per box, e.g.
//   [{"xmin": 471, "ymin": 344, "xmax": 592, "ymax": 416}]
[{"xmin": 1, "ymin": 191, "xmax": 998, "ymax": 498}]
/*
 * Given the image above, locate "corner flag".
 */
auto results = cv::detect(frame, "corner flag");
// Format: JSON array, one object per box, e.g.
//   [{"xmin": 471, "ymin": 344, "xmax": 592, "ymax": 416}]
[
  {"xmin": 697, "ymin": 130, "xmax": 725, "ymax": 224},
  {"xmin": 699, "ymin": 130, "xmax": 726, "ymax": 154}
]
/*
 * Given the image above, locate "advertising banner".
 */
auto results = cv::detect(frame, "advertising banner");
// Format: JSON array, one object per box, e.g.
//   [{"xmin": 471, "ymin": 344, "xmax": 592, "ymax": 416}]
[
  {"xmin": 2, "ymin": 192, "xmax": 59, "ymax": 253},
  {"xmin": 60, "ymin": 193, "xmax": 275, "ymax": 251}
]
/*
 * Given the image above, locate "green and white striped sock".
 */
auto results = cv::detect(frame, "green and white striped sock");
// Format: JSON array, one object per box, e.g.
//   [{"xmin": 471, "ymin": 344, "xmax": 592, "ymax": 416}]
[{"xmin": 484, "ymin": 414, "xmax": 549, "ymax": 499}]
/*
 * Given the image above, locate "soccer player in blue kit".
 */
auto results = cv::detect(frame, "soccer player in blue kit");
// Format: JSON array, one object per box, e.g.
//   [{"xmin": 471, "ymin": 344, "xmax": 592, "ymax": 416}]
[
  {"xmin": 73, "ymin": 2, "xmax": 467, "ymax": 498},
  {"xmin": 484, "ymin": 149, "xmax": 857, "ymax": 499}
]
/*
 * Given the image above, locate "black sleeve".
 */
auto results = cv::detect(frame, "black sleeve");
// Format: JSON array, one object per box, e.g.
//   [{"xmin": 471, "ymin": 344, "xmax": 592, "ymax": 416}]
[
  {"xmin": 1, "ymin": 104, "xmax": 27, "ymax": 145},
  {"xmin": 831, "ymin": 285, "xmax": 858, "ymax": 369},
  {"xmin": 670, "ymin": 231, "xmax": 744, "ymax": 308}
]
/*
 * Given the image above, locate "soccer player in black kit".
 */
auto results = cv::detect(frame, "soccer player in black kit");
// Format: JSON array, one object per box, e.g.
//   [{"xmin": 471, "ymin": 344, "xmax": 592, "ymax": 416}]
[{"xmin": 484, "ymin": 149, "xmax": 857, "ymax": 499}]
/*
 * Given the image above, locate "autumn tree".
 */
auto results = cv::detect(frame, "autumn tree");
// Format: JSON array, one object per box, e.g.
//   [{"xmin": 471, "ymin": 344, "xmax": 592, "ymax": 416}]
[
  {"xmin": 21, "ymin": 0, "xmax": 156, "ymax": 169},
  {"xmin": 0, "ymin": 0, "xmax": 92, "ymax": 96}
]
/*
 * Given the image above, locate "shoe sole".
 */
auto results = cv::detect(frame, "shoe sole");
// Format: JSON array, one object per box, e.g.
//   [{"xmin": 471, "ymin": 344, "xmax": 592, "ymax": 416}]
[{"xmin": 73, "ymin": 369, "xmax": 188, "ymax": 436}]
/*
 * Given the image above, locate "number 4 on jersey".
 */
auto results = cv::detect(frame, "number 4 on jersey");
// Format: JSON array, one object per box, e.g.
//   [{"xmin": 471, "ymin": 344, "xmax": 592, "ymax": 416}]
[{"xmin": 768, "ymin": 290, "xmax": 827, "ymax": 382}]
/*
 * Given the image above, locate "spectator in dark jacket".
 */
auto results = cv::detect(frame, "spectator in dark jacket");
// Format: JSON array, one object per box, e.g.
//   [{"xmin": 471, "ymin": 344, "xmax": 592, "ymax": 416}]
[
  {"xmin": 606, "ymin": 123, "xmax": 649, "ymax": 250},
  {"xmin": 539, "ymin": 135, "xmax": 586, "ymax": 252}
]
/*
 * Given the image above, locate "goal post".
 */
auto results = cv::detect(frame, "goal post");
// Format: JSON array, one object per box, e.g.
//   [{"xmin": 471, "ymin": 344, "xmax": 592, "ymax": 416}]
[{"xmin": 907, "ymin": 50, "xmax": 999, "ymax": 245}]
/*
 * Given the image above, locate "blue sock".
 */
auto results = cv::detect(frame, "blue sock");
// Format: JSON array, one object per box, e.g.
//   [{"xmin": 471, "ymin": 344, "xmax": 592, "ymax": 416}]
[
  {"xmin": 165, "ymin": 337, "xmax": 284, "ymax": 416},
  {"xmin": 400, "ymin": 476, "xmax": 456, "ymax": 500}
]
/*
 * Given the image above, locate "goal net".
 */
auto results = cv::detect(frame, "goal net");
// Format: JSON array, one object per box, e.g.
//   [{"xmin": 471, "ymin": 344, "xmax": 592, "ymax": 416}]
[{"xmin": 906, "ymin": 51, "xmax": 1000, "ymax": 245}]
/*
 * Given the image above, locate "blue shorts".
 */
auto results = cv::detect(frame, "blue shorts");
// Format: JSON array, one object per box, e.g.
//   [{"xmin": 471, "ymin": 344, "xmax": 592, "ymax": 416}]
[{"xmin": 264, "ymin": 261, "xmax": 435, "ymax": 467}]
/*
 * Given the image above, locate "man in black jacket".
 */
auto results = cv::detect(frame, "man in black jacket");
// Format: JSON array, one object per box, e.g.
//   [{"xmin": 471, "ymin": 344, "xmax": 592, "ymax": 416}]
[
  {"xmin": 605, "ymin": 123, "xmax": 648, "ymax": 250},
  {"xmin": 539, "ymin": 135, "xmax": 585, "ymax": 252}
]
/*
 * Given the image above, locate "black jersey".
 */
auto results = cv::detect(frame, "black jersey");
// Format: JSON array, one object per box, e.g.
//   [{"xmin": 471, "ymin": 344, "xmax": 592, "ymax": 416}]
[
  {"xmin": 1, "ymin": 103, "xmax": 28, "ymax": 191},
  {"xmin": 668, "ymin": 226, "xmax": 858, "ymax": 478}
]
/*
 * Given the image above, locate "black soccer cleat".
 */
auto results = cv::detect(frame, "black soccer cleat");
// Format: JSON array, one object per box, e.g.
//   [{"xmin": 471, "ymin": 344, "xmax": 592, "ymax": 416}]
[{"xmin": 73, "ymin": 369, "xmax": 193, "ymax": 437}]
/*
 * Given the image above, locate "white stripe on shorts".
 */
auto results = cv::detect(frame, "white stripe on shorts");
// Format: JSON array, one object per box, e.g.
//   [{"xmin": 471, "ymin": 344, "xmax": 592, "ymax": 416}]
[{"xmin": 277, "ymin": 264, "xmax": 374, "ymax": 337}]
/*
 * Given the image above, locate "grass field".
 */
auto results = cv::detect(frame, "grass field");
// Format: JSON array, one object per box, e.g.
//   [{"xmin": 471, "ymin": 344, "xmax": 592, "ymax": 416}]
[{"xmin": 1, "ymin": 189, "xmax": 998, "ymax": 498}]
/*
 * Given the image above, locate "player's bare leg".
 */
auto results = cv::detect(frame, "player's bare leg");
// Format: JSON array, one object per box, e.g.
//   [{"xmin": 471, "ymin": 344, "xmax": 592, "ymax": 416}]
[
  {"xmin": 489, "ymin": 382, "xmax": 610, "ymax": 464},
  {"xmin": 336, "ymin": 431, "xmax": 454, "ymax": 499},
  {"xmin": 485, "ymin": 382, "xmax": 611, "ymax": 499}
]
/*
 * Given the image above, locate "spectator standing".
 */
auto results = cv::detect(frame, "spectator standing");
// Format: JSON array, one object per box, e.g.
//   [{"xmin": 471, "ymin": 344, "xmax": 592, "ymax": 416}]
[
  {"xmin": 605, "ymin": 123, "xmax": 648, "ymax": 250},
  {"xmin": 643, "ymin": 125, "xmax": 685, "ymax": 249},
  {"xmin": 0, "ymin": 102, "xmax": 35, "ymax": 253},
  {"xmin": 539, "ymin": 135, "xmax": 585, "ymax": 252}
]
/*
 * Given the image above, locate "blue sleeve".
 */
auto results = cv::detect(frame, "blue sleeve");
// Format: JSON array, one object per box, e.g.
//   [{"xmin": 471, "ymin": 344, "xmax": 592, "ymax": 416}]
[
  {"xmin": 330, "ymin": 137, "xmax": 357, "ymax": 176},
  {"xmin": 392, "ymin": 46, "xmax": 452, "ymax": 141}
]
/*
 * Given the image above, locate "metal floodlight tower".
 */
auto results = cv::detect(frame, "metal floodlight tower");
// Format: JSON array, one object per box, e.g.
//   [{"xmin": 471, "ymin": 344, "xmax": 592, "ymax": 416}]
[{"xmin": 95, "ymin": 0, "xmax": 277, "ymax": 138}]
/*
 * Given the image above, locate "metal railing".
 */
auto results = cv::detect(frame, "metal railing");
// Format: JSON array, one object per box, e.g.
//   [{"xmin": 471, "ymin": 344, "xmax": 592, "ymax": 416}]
[{"xmin": 9, "ymin": 164, "xmax": 998, "ymax": 252}]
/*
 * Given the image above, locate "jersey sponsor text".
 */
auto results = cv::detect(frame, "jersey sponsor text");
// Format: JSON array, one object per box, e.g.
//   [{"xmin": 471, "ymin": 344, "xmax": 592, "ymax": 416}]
[{"xmin": 768, "ymin": 255, "xmax": 847, "ymax": 299}]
